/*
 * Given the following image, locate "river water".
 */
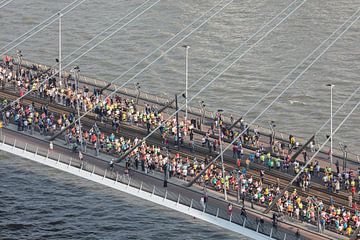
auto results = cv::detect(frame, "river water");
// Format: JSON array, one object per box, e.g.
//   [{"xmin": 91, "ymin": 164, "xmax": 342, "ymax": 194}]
[
  {"xmin": 0, "ymin": 153, "xmax": 244, "ymax": 239},
  {"xmin": 0, "ymin": 0, "xmax": 359, "ymax": 238}
]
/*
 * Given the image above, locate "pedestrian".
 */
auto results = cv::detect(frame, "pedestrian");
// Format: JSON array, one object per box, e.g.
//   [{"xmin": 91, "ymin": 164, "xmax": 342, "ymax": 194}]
[
  {"xmin": 348, "ymin": 194, "xmax": 353, "ymax": 207},
  {"xmin": 227, "ymin": 203, "xmax": 233, "ymax": 216},
  {"xmin": 295, "ymin": 229, "xmax": 300, "ymax": 240}
]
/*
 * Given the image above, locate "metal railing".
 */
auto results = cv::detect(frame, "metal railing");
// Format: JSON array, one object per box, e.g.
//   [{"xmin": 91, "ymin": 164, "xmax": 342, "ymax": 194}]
[{"xmin": 0, "ymin": 133, "xmax": 304, "ymax": 240}]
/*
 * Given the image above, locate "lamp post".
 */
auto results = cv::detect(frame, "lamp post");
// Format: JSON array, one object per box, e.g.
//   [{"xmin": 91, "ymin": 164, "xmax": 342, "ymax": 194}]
[
  {"xmin": 199, "ymin": 100, "xmax": 205, "ymax": 130},
  {"xmin": 182, "ymin": 45, "xmax": 190, "ymax": 120},
  {"xmin": 72, "ymin": 66, "xmax": 83, "ymax": 151},
  {"xmin": 218, "ymin": 109, "xmax": 227, "ymax": 201},
  {"xmin": 326, "ymin": 84, "xmax": 334, "ymax": 167},
  {"xmin": 58, "ymin": 12, "xmax": 62, "ymax": 87}
]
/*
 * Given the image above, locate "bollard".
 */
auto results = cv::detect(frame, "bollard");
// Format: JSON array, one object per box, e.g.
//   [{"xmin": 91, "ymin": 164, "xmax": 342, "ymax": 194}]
[
  {"xmin": 283, "ymin": 233, "xmax": 286, "ymax": 240},
  {"xmin": 127, "ymin": 178, "xmax": 131, "ymax": 188},
  {"xmin": 92, "ymin": 165, "xmax": 95, "ymax": 175},
  {"xmin": 270, "ymin": 227, "xmax": 273, "ymax": 238},
  {"xmin": 216, "ymin": 208, "xmax": 219, "ymax": 218},
  {"xmin": 243, "ymin": 218, "xmax": 246, "ymax": 227},
  {"xmin": 57, "ymin": 154, "xmax": 61, "ymax": 163},
  {"xmin": 115, "ymin": 173, "xmax": 119, "ymax": 184},
  {"xmin": 23, "ymin": 143, "xmax": 27, "ymax": 152},
  {"xmin": 46, "ymin": 149, "xmax": 49, "ymax": 160},
  {"xmin": 80, "ymin": 162, "xmax": 83, "ymax": 171},
  {"xmin": 103, "ymin": 169, "xmax": 107, "ymax": 180},
  {"xmin": 138, "ymin": 181, "xmax": 143, "ymax": 192},
  {"xmin": 256, "ymin": 222, "xmax": 260, "ymax": 232},
  {"xmin": 2, "ymin": 135, "xmax": 6, "ymax": 145},
  {"xmin": 230, "ymin": 213, "xmax": 232, "ymax": 222},
  {"xmin": 189, "ymin": 199, "xmax": 193, "ymax": 210},
  {"xmin": 12, "ymin": 139, "xmax": 16, "ymax": 149},
  {"xmin": 163, "ymin": 190, "xmax": 167, "ymax": 201},
  {"xmin": 176, "ymin": 194, "xmax": 180, "ymax": 206},
  {"xmin": 68, "ymin": 157, "xmax": 72, "ymax": 167},
  {"xmin": 151, "ymin": 186, "xmax": 155, "ymax": 197},
  {"xmin": 34, "ymin": 147, "xmax": 38, "ymax": 157}
]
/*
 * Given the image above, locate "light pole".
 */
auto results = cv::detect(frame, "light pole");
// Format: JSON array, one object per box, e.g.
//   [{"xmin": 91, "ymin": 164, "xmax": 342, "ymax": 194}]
[
  {"xmin": 182, "ymin": 45, "xmax": 190, "ymax": 120},
  {"xmin": 218, "ymin": 109, "xmax": 227, "ymax": 201},
  {"xmin": 199, "ymin": 100, "xmax": 205, "ymax": 130},
  {"xmin": 73, "ymin": 66, "xmax": 83, "ymax": 151},
  {"xmin": 326, "ymin": 84, "xmax": 334, "ymax": 167},
  {"xmin": 58, "ymin": 12, "xmax": 62, "ymax": 87}
]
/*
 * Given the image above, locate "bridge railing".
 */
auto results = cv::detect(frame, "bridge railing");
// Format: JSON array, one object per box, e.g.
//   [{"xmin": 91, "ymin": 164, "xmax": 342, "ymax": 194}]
[{"xmin": 0, "ymin": 133, "xmax": 304, "ymax": 240}]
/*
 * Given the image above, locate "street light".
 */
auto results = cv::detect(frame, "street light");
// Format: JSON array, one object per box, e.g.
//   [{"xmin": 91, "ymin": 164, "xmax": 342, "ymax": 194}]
[
  {"xmin": 58, "ymin": 12, "xmax": 62, "ymax": 87},
  {"xmin": 217, "ymin": 109, "xmax": 227, "ymax": 201},
  {"xmin": 199, "ymin": 100, "xmax": 206, "ymax": 130},
  {"xmin": 71, "ymin": 66, "xmax": 83, "ymax": 151},
  {"xmin": 182, "ymin": 45, "xmax": 190, "ymax": 120},
  {"xmin": 326, "ymin": 84, "xmax": 335, "ymax": 167}
]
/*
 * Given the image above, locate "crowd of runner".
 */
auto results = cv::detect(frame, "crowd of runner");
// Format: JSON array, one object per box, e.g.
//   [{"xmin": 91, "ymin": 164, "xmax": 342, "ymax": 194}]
[{"xmin": 1, "ymin": 58, "xmax": 360, "ymax": 237}]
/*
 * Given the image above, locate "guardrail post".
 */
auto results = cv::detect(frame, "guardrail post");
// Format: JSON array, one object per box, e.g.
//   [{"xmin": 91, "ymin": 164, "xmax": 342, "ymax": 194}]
[
  {"xmin": 256, "ymin": 222, "xmax": 260, "ymax": 232},
  {"xmin": 176, "ymin": 194, "xmax": 180, "ymax": 206},
  {"xmin": 163, "ymin": 190, "xmax": 167, "ymax": 201},
  {"xmin": 189, "ymin": 199, "xmax": 193, "ymax": 210},
  {"xmin": 270, "ymin": 227, "xmax": 273, "ymax": 238},
  {"xmin": 23, "ymin": 143, "xmax": 27, "ymax": 152},
  {"xmin": 92, "ymin": 165, "xmax": 95, "ymax": 175},
  {"xmin": 216, "ymin": 208, "xmax": 219, "ymax": 218},
  {"xmin": 115, "ymin": 173, "xmax": 119, "ymax": 184},
  {"xmin": 138, "ymin": 181, "xmax": 143, "ymax": 192},
  {"xmin": 283, "ymin": 233, "xmax": 286, "ymax": 240},
  {"xmin": 35, "ymin": 147, "xmax": 38, "ymax": 157},
  {"xmin": 243, "ymin": 218, "xmax": 246, "ymax": 227},
  {"xmin": 12, "ymin": 139, "xmax": 16, "ymax": 149},
  {"xmin": 103, "ymin": 169, "xmax": 107, "ymax": 180},
  {"xmin": 151, "ymin": 186, "xmax": 155, "ymax": 197},
  {"xmin": 68, "ymin": 157, "xmax": 72, "ymax": 167},
  {"xmin": 57, "ymin": 154, "xmax": 61, "ymax": 163}
]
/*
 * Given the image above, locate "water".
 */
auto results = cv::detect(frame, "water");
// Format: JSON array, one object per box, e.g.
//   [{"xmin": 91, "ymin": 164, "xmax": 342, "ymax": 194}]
[
  {"xmin": 0, "ymin": 0, "xmax": 359, "ymax": 237},
  {"xmin": 0, "ymin": 0, "xmax": 359, "ymax": 154},
  {"xmin": 0, "ymin": 153, "xmax": 245, "ymax": 239}
]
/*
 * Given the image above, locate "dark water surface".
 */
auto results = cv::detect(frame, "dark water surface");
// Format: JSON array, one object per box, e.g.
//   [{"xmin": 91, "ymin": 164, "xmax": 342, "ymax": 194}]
[{"xmin": 0, "ymin": 153, "xmax": 246, "ymax": 239}]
